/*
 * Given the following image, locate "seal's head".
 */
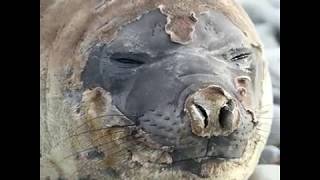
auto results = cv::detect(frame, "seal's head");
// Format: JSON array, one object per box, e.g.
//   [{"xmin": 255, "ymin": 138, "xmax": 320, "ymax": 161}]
[{"xmin": 41, "ymin": 0, "xmax": 273, "ymax": 179}]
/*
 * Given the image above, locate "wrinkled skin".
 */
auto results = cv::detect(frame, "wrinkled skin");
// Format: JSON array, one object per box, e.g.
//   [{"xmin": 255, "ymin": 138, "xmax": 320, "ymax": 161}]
[
  {"xmin": 40, "ymin": 0, "xmax": 273, "ymax": 179},
  {"xmin": 82, "ymin": 9, "xmax": 260, "ymax": 175}
]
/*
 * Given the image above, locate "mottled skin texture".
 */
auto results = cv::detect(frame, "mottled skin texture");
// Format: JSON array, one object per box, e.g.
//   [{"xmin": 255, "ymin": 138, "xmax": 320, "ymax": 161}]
[
  {"xmin": 40, "ymin": 0, "xmax": 273, "ymax": 179},
  {"xmin": 82, "ymin": 9, "xmax": 256, "ymax": 168}
]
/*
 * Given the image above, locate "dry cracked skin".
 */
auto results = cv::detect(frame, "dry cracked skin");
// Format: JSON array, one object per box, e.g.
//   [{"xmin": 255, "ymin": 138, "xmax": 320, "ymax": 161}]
[{"xmin": 40, "ymin": 0, "xmax": 273, "ymax": 179}]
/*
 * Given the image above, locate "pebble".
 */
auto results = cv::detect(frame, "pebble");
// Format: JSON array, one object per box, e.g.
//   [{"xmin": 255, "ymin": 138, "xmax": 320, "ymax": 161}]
[
  {"xmin": 249, "ymin": 165, "xmax": 280, "ymax": 180},
  {"xmin": 259, "ymin": 145, "xmax": 280, "ymax": 164}
]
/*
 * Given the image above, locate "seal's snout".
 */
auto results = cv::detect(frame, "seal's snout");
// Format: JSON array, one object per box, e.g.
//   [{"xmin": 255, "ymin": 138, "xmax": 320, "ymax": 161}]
[{"xmin": 185, "ymin": 85, "xmax": 240, "ymax": 138}]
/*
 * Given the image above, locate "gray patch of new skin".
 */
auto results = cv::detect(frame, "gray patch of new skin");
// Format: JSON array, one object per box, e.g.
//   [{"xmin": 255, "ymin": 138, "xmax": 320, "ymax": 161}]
[{"xmin": 82, "ymin": 9, "xmax": 259, "ymax": 175}]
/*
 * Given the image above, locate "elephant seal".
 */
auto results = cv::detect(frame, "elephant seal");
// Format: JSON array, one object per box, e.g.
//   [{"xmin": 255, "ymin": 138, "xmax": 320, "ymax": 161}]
[{"xmin": 40, "ymin": 0, "xmax": 273, "ymax": 179}]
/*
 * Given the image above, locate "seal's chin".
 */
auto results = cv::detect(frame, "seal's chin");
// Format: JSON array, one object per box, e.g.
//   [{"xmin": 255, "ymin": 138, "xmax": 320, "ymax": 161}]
[{"xmin": 168, "ymin": 152, "xmax": 241, "ymax": 178}]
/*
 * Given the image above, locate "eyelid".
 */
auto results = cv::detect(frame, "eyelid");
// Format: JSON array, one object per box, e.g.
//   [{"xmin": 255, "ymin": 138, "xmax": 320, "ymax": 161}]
[
  {"xmin": 231, "ymin": 52, "xmax": 252, "ymax": 61},
  {"xmin": 110, "ymin": 53, "xmax": 149, "ymax": 61},
  {"xmin": 109, "ymin": 52, "xmax": 148, "ymax": 68},
  {"xmin": 111, "ymin": 58, "xmax": 144, "ymax": 64},
  {"xmin": 226, "ymin": 48, "xmax": 252, "ymax": 61}
]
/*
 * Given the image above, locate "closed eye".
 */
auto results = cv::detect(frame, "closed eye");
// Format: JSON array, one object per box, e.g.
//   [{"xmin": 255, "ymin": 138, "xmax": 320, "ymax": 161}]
[
  {"xmin": 110, "ymin": 53, "xmax": 147, "ymax": 67},
  {"xmin": 231, "ymin": 52, "xmax": 251, "ymax": 62},
  {"xmin": 111, "ymin": 58, "xmax": 144, "ymax": 65}
]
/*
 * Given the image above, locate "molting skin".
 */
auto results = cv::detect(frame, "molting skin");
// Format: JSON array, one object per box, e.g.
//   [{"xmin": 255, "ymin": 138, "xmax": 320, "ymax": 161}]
[
  {"xmin": 82, "ymin": 9, "xmax": 262, "ymax": 177},
  {"xmin": 40, "ymin": 0, "xmax": 273, "ymax": 179}
]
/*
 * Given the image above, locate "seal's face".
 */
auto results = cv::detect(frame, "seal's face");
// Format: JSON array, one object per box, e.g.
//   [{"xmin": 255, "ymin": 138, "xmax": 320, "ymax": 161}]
[{"xmin": 82, "ymin": 9, "xmax": 262, "ymax": 175}]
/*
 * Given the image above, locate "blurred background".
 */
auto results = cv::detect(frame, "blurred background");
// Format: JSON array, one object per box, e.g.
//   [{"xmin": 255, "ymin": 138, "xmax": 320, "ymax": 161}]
[{"xmin": 236, "ymin": 0, "xmax": 280, "ymax": 179}]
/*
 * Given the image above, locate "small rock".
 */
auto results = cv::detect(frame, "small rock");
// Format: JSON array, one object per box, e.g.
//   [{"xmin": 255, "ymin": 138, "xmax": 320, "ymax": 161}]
[
  {"xmin": 259, "ymin": 145, "xmax": 280, "ymax": 164},
  {"xmin": 249, "ymin": 165, "xmax": 280, "ymax": 180},
  {"xmin": 267, "ymin": 105, "xmax": 280, "ymax": 146},
  {"xmin": 273, "ymin": 88, "xmax": 280, "ymax": 105}
]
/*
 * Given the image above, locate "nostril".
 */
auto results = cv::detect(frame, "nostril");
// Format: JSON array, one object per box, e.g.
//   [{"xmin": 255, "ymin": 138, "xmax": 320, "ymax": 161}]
[
  {"xmin": 219, "ymin": 105, "xmax": 234, "ymax": 129},
  {"xmin": 194, "ymin": 104, "xmax": 209, "ymax": 128},
  {"xmin": 186, "ymin": 85, "xmax": 240, "ymax": 137}
]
